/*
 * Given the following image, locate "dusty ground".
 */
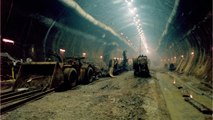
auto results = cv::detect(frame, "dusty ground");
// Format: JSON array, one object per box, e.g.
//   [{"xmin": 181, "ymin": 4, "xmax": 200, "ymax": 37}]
[
  {"xmin": 1, "ymin": 71, "xmax": 170, "ymax": 120},
  {"xmin": 1, "ymin": 70, "xmax": 212, "ymax": 120}
]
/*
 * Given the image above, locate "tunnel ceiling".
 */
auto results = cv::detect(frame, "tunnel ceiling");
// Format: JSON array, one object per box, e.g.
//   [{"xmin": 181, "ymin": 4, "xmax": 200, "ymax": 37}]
[
  {"xmin": 75, "ymin": 0, "xmax": 211, "ymax": 54},
  {"xmin": 76, "ymin": 0, "xmax": 175, "ymax": 52},
  {"xmin": 1, "ymin": 0, "xmax": 212, "ymax": 60}
]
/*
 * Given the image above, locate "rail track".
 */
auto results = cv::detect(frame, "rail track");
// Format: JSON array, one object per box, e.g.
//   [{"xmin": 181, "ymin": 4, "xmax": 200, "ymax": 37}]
[
  {"xmin": 168, "ymin": 73, "xmax": 213, "ymax": 115},
  {"xmin": 0, "ymin": 88, "xmax": 54, "ymax": 114}
]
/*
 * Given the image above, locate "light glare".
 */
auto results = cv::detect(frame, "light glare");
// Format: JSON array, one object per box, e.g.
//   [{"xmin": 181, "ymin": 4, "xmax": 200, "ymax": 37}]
[
  {"xmin": 2, "ymin": 38, "xmax": 15, "ymax": 44},
  {"xmin": 60, "ymin": 49, "xmax": 65, "ymax": 52}
]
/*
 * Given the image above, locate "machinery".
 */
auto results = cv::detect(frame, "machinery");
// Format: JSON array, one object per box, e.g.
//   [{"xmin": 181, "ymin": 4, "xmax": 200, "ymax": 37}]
[
  {"xmin": 108, "ymin": 59, "xmax": 122, "ymax": 77},
  {"xmin": 13, "ymin": 56, "xmax": 95, "ymax": 91},
  {"xmin": 133, "ymin": 55, "xmax": 150, "ymax": 77},
  {"xmin": 0, "ymin": 52, "xmax": 22, "ymax": 80}
]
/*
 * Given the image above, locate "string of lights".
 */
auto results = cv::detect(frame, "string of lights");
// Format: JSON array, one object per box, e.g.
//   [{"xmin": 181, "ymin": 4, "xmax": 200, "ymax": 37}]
[{"xmin": 125, "ymin": 0, "xmax": 149, "ymax": 54}]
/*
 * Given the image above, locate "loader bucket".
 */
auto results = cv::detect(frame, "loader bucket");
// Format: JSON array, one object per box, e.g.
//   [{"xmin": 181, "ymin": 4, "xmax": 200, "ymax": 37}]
[{"xmin": 13, "ymin": 62, "xmax": 64, "ymax": 91}]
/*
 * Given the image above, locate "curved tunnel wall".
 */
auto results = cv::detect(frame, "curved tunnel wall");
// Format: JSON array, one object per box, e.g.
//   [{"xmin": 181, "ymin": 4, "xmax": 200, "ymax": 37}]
[
  {"xmin": 160, "ymin": 13, "xmax": 212, "ymax": 83},
  {"xmin": 175, "ymin": 15, "xmax": 212, "ymax": 82},
  {"xmin": 1, "ymin": 0, "xmax": 135, "ymax": 66}
]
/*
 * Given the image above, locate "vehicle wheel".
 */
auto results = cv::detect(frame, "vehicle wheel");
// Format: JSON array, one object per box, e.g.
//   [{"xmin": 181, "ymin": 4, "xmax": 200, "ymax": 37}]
[
  {"xmin": 84, "ymin": 67, "xmax": 93, "ymax": 84},
  {"xmin": 64, "ymin": 68, "xmax": 78, "ymax": 88}
]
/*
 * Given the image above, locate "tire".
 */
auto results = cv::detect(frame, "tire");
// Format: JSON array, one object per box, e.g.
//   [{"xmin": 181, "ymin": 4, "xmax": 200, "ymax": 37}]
[
  {"xmin": 64, "ymin": 68, "xmax": 78, "ymax": 88},
  {"xmin": 84, "ymin": 67, "xmax": 93, "ymax": 84}
]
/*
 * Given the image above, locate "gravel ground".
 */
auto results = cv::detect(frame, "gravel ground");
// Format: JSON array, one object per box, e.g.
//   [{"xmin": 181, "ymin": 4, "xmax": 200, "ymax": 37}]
[{"xmin": 1, "ymin": 71, "xmax": 171, "ymax": 120}]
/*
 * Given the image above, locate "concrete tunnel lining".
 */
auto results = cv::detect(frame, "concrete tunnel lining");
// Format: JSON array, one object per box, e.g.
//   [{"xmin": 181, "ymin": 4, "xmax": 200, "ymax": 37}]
[{"xmin": 0, "ymin": 0, "xmax": 212, "ymax": 119}]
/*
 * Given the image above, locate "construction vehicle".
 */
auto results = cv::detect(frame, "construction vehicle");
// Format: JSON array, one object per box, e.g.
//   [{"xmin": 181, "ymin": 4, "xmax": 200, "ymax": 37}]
[
  {"xmin": 12, "ymin": 55, "xmax": 95, "ymax": 91},
  {"xmin": 133, "ymin": 55, "xmax": 150, "ymax": 77},
  {"xmin": 0, "ymin": 53, "xmax": 98, "ymax": 113}
]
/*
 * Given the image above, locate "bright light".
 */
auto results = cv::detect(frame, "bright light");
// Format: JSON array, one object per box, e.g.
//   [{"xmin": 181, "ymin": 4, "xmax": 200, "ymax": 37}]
[
  {"xmin": 127, "ymin": 2, "xmax": 132, "ymax": 6},
  {"xmin": 137, "ymin": 27, "xmax": 142, "ymax": 30},
  {"xmin": 137, "ymin": 19, "xmax": 140, "ymax": 22},
  {"xmin": 2, "ymin": 38, "xmax": 15, "ymax": 44},
  {"xmin": 174, "ymin": 56, "xmax": 176, "ymax": 59},
  {"xmin": 190, "ymin": 94, "xmax": 193, "ymax": 98},
  {"xmin": 173, "ymin": 79, "xmax": 176, "ymax": 84},
  {"xmin": 125, "ymin": 0, "xmax": 133, "ymax": 3},
  {"xmin": 191, "ymin": 51, "xmax": 194, "ymax": 55},
  {"xmin": 181, "ymin": 55, "xmax": 184, "ymax": 58},
  {"xmin": 82, "ymin": 52, "xmax": 86, "ymax": 57},
  {"xmin": 60, "ymin": 49, "xmax": 65, "ymax": 52},
  {"xmin": 128, "ymin": 7, "xmax": 136, "ymax": 14},
  {"xmin": 100, "ymin": 55, "xmax": 103, "ymax": 59}
]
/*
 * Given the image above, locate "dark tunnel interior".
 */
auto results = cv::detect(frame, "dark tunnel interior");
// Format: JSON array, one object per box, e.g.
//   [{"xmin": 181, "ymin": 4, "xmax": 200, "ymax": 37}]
[{"xmin": 1, "ymin": 0, "xmax": 212, "ymax": 83}]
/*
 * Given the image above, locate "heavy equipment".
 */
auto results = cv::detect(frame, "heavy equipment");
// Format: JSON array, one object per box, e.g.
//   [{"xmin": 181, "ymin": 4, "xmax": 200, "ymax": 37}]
[
  {"xmin": 13, "ymin": 56, "xmax": 95, "ymax": 91},
  {"xmin": 133, "ymin": 55, "xmax": 150, "ymax": 77},
  {"xmin": 0, "ymin": 55, "xmax": 97, "ymax": 113},
  {"xmin": 108, "ymin": 59, "xmax": 122, "ymax": 77}
]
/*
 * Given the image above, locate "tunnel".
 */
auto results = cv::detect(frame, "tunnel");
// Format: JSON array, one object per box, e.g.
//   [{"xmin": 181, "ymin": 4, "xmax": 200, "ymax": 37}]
[{"xmin": 1, "ymin": 0, "xmax": 212, "ymax": 119}]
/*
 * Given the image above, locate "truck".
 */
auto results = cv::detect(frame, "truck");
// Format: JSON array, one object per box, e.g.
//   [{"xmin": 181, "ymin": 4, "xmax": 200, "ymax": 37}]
[{"xmin": 133, "ymin": 55, "xmax": 150, "ymax": 77}]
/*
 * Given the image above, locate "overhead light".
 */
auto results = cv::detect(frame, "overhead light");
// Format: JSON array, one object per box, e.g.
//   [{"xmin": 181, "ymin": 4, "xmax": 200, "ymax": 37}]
[
  {"xmin": 2, "ymin": 38, "xmax": 15, "ymax": 44},
  {"xmin": 125, "ymin": 0, "xmax": 133, "ymax": 3},
  {"xmin": 128, "ymin": 7, "xmax": 136, "ymax": 14},
  {"xmin": 137, "ymin": 25, "xmax": 141, "ymax": 28},
  {"xmin": 137, "ymin": 27, "xmax": 140, "ymax": 30},
  {"xmin": 82, "ymin": 52, "xmax": 86, "ymax": 57},
  {"xmin": 60, "ymin": 49, "xmax": 65, "ymax": 52},
  {"xmin": 127, "ymin": 2, "xmax": 131, "ymax": 6}
]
